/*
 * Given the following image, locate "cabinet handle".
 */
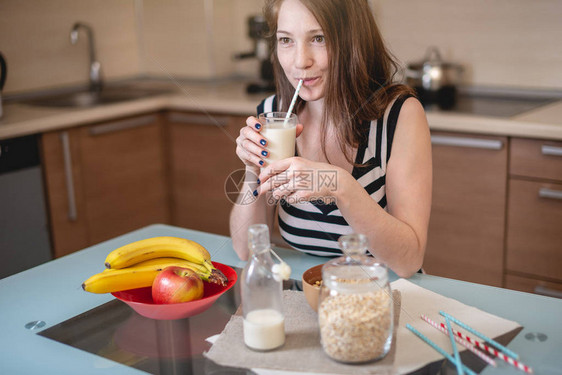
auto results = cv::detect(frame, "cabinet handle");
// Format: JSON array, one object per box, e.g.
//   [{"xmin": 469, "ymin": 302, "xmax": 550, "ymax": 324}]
[
  {"xmin": 538, "ymin": 187, "xmax": 562, "ymax": 200},
  {"xmin": 88, "ymin": 115, "xmax": 157, "ymax": 136},
  {"xmin": 431, "ymin": 135, "xmax": 503, "ymax": 150},
  {"xmin": 534, "ymin": 285, "xmax": 562, "ymax": 299},
  {"xmin": 168, "ymin": 113, "xmax": 229, "ymax": 127},
  {"xmin": 541, "ymin": 145, "xmax": 562, "ymax": 157},
  {"xmin": 60, "ymin": 131, "xmax": 77, "ymax": 221}
]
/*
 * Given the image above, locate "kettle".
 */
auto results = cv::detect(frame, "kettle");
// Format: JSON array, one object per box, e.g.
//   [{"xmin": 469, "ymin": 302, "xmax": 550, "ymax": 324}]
[
  {"xmin": 406, "ymin": 47, "xmax": 463, "ymax": 109},
  {"xmin": 0, "ymin": 52, "xmax": 6, "ymax": 119}
]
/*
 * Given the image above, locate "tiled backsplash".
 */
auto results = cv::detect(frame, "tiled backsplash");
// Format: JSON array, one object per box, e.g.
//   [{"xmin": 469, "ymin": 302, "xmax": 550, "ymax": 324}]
[
  {"xmin": 141, "ymin": 0, "xmax": 263, "ymax": 80},
  {"xmin": 372, "ymin": 0, "xmax": 562, "ymax": 90},
  {"xmin": 1, "ymin": 0, "xmax": 561, "ymax": 95},
  {"xmin": 0, "ymin": 0, "xmax": 142, "ymax": 94}
]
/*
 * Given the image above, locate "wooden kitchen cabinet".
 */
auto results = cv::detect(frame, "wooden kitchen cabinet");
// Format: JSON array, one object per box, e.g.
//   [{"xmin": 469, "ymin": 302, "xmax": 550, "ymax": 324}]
[
  {"xmin": 510, "ymin": 138, "xmax": 562, "ymax": 180},
  {"xmin": 424, "ymin": 131, "xmax": 508, "ymax": 287},
  {"xmin": 504, "ymin": 274, "xmax": 562, "ymax": 298},
  {"xmin": 166, "ymin": 112, "xmax": 244, "ymax": 236},
  {"xmin": 505, "ymin": 138, "xmax": 562, "ymax": 295},
  {"xmin": 41, "ymin": 113, "xmax": 170, "ymax": 257}
]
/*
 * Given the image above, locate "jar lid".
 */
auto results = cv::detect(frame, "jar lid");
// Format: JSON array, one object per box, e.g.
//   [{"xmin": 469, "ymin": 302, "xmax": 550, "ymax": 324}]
[{"xmin": 322, "ymin": 234, "xmax": 388, "ymax": 294}]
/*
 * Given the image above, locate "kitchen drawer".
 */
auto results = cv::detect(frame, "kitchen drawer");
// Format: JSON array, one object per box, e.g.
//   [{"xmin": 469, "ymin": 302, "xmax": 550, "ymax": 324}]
[
  {"xmin": 505, "ymin": 273, "xmax": 562, "ymax": 299},
  {"xmin": 510, "ymin": 138, "xmax": 562, "ymax": 182},
  {"xmin": 506, "ymin": 179, "xmax": 562, "ymax": 281}
]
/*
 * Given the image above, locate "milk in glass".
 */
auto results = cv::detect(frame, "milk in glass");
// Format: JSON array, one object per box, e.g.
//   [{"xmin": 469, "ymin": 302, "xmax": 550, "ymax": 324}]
[
  {"xmin": 259, "ymin": 112, "xmax": 297, "ymax": 162},
  {"xmin": 241, "ymin": 224, "xmax": 286, "ymax": 351},
  {"xmin": 243, "ymin": 308, "xmax": 285, "ymax": 350}
]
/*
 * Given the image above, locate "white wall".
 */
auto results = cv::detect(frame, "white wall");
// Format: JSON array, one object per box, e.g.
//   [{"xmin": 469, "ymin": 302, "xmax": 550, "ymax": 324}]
[
  {"xmin": 371, "ymin": 0, "xmax": 562, "ymax": 90},
  {"xmin": 141, "ymin": 0, "xmax": 264, "ymax": 79},
  {"xmin": 1, "ymin": 0, "xmax": 561, "ymax": 95},
  {"xmin": 0, "ymin": 0, "xmax": 141, "ymax": 94}
]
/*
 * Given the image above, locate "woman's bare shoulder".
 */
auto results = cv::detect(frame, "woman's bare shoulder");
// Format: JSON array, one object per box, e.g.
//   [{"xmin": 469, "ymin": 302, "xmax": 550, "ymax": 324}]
[
  {"xmin": 401, "ymin": 96, "xmax": 425, "ymax": 117},
  {"xmin": 395, "ymin": 96, "xmax": 428, "ymax": 132},
  {"xmin": 391, "ymin": 96, "xmax": 431, "ymax": 156}
]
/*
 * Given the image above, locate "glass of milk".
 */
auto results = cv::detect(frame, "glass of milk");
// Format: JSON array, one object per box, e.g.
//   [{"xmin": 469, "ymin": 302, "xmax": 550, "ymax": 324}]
[
  {"xmin": 241, "ymin": 224, "xmax": 285, "ymax": 351},
  {"xmin": 258, "ymin": 112, "xmax": 298, "ymax": 162}
]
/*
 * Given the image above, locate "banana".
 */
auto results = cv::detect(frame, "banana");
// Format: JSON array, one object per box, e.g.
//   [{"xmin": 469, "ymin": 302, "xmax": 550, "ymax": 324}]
[
  {"xmin": 82, "ymin": 265, "xmax": 160, "ymax": 293},
  {"xmin": 87, "ymin": 237, "xmax": 228, "ymax": 293},
  {"xmin": 104, "ymin": 237, "xmax": 211, "ymax": 270},
  {"xmin": 132, "ymin": 257, "xmax": 227, "ymax": 286},
  {"xmin": 83, "ymin": 257, "xmax": 227, "ymax": 294}
]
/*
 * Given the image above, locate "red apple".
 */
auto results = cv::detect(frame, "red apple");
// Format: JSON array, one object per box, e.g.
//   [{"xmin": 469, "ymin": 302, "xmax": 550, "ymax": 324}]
[{"xmin": 152, "ymin": 266, "xmax": 204, "ymax": 304}]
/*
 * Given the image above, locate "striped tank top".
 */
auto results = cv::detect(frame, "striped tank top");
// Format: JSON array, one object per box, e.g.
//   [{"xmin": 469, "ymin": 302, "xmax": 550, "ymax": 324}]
[{"xmin": 257, "ymin": 94, "xmax": 411, "ymax": 257}]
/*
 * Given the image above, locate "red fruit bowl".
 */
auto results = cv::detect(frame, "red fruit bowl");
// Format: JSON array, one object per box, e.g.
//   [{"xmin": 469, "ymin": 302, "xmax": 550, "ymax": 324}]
[{"xmin": 112, "ymin": 262, "xmax": 237, "ymax": 320}]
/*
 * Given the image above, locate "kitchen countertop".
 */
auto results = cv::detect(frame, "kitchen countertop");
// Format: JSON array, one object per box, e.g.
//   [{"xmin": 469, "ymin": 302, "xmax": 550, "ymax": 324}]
[
  {"xmin": 1, "ymin": 224, "xmax": 561, "ymax": 375},
  {"xmin": 1, "ymin": 79, "xmax": 562, "ymax": 141}
]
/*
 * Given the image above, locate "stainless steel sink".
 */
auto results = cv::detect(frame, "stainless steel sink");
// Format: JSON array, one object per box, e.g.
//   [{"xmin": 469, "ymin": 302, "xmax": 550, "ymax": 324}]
[{"xmin": 23, "ymin": 87, "xmax": 171, "ymax": 108}]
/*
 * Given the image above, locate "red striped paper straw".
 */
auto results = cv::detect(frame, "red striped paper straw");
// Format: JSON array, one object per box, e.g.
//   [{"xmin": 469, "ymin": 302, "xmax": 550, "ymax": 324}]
[
  {"xmin": 440, "ymin": 311, "xmax": 519, "ymax": 359},
  {"xmin": 421, "ymin": 315, "xmax": 496, "ymax": 367},
  {"xmin": 435, "ymin": 320, "xmax": 533, "ymax": 374}
]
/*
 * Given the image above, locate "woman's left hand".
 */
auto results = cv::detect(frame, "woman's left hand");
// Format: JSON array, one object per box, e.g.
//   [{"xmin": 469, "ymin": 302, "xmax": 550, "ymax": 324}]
[{"xmin": 256, "ymin": 157, "xmax": 344, "ymax": 205}]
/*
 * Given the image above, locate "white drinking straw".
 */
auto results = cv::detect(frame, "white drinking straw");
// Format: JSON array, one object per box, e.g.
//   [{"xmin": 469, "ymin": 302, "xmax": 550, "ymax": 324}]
[{"xmin": 284, "ymin": 79, "xmax": 303, "ymax": 127}]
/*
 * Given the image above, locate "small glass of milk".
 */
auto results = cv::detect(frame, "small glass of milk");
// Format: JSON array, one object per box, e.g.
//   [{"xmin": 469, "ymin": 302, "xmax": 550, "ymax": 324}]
[
  {"xmin": 258, "ymin": 112, "xmax": 298, "ymax": 162},
  {"xmin": 241, "ymin": 224, "xmax": 286, "ymax": 351}
]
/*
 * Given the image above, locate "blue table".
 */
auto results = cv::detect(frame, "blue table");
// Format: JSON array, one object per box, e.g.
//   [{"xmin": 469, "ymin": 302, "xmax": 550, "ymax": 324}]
[{"xmin": 1, "ymin": 224, "xmax": 561, "ymax": 374}]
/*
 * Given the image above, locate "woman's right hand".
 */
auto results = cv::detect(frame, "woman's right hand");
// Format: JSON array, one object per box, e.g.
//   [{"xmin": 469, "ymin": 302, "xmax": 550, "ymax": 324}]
[{"xmin": 236, "ymin": 116, "xmax": 269, "ymax": 169}]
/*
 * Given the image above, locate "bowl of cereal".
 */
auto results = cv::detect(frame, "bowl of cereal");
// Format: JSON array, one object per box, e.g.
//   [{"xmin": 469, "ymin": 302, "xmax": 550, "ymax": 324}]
[{"xmin": 302, "ymin": 264, "xmax": 324, "ymax": 312}]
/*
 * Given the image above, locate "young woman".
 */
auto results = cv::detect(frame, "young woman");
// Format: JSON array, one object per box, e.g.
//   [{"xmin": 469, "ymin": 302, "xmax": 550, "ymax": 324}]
[{"xmin": 230, "ymin": 0, "xmax": 432, "ymax": 278}]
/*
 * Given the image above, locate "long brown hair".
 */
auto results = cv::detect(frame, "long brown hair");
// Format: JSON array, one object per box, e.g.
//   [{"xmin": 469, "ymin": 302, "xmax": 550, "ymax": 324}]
[{"xmin": 264, "ymin": 0, "xmax": 414, "ymax": 164}]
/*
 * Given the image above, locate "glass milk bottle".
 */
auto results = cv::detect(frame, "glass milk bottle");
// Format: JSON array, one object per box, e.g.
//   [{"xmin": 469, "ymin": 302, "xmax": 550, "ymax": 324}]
[
  {"xmin": 241, "ymin": 224, "xmax": 285, "ymax": 351},
  {"xmin": 318, "ymin": 234, "xmax": 393, "ymax": 363}
]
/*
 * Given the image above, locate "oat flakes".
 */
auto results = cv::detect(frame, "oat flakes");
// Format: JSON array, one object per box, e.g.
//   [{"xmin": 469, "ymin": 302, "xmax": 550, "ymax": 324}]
[{"xmin": 318, "ymin": 289, "xmax": 392, "ymax": 363}]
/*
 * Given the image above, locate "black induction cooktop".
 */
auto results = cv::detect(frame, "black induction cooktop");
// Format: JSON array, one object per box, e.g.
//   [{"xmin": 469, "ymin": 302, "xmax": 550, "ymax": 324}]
[{"xmin": 422, "ymin": 93, "xmax": 557, "ymax": 118}]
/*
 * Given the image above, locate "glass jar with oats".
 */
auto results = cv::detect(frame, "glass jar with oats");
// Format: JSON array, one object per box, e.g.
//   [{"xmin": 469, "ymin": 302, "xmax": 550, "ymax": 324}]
[{"xmin": 318, "ymin": 234, "xmax": 393, "ymax": 363}]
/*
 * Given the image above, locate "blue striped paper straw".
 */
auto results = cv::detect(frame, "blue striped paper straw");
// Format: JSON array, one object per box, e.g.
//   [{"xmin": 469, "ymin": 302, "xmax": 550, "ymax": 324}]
[
  {"xmin": 406, "ymin": 324, "xmax": 477, "ymax": 375},
  {"xmin": 445, "ymin": 316, "xmax": 464, "ymax": 375},
  {"xmin": 439, "ymin": 311, "xmax": 519, "ymax": 360}
]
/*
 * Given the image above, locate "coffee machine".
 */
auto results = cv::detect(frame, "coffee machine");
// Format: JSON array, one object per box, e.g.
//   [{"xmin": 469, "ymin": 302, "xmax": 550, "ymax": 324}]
[
  {"xmin": 235, "ymin": 15, "xmax": 275, "ymax": 94},
  {"xmin": 0, "ymin": 52, "xmax": 6, "ymax": 118}
]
